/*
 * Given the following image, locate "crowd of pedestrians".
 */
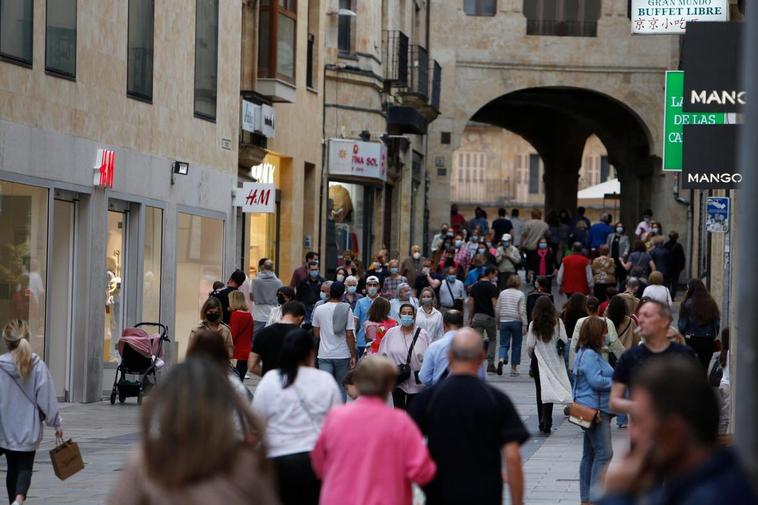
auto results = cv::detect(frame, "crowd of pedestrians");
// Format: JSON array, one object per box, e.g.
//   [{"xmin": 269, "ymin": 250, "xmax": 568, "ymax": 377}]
[{"xmin": 1, "ymin": 205, "xmax": 755, "ymax": 505}]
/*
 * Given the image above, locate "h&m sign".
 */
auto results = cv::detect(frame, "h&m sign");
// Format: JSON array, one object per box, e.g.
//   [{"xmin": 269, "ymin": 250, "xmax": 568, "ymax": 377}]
[
  {"xmin": 233, "ymin": 182, "xmax": 276, "ymax": 213},
  {"xmin": 93, "ymin": 149, "xmax": 116, "ymax": 189}
]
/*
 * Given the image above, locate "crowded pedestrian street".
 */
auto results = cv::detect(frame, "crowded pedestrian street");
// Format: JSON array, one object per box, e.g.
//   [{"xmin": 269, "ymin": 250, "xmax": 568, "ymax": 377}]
[{"xmin": 1, "ymin": 1, "xmax": 757, "ymax": 505}]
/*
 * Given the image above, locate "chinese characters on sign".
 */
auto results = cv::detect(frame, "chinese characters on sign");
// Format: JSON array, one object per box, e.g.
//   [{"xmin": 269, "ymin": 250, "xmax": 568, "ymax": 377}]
[
  {"xmin": 93, "ymin": 149, "xmax": 116, "ymax": 189},
  {"xmin": 233, "ymin": 182, "xmax": 276, "ymax": 213},
  {"xmin": 631, "ymin": 0, "xmax": 728, "ymax": 34},
  {"xmin": 328, "ymin": 139, "xmax": 387, "ymax": 183}
]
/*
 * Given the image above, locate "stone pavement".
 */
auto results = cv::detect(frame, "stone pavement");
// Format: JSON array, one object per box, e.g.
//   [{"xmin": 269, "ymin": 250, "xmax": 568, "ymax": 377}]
[{"xmin": 5, "ymin": 369, "xmax": 629, "ymax": 505}]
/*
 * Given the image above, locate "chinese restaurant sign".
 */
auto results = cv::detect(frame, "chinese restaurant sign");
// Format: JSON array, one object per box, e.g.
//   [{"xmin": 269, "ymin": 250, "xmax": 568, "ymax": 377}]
[{"xmin": 631, "ymin": 0, "xmax": 728, "ymax": 34}]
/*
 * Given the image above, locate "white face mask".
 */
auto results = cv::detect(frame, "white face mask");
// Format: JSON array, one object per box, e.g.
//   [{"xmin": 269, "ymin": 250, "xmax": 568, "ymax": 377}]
[
  {"xmin": 336, "ymin": 274, "xmax": 345, "ymax": 282},
  {"xmin": 413, "ymin": 252, "xmax": 421, "ymax": 260}
]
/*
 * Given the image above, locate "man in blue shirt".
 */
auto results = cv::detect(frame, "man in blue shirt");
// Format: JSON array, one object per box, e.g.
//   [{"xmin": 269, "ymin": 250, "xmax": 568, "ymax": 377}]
[
  {"xmin": 589, "ymin": 214, "xmax": 614, "ymax": 252},
  {"xmin": 353, "ymin": 275, "xmax": 381, "ymax": 358},
  {"xmin": 419, "ymin": 310, "xmax": 485, "ymax": 385}
]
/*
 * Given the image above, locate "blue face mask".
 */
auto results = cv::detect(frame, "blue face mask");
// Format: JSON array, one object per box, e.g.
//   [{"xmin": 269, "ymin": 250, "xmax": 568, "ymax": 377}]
[
  {"xmin": 320, "ymin": 292, "xmax": 328, "ymax": 300},
  {"xmin": 447, "ymin": 275, "xmax": 457, "ymax": 283},
  {"xmin": 390, "ymin": 267, "xmax": 399, "ymax": 275},
  {"xmin": 400, "ymin": 315, "xmax": 415, "ymax": 327},
  {"xmin": 347, "ymin": 285, "xmax": 357, "ymax": 294},
  {"xmin": 455, "ymin": 240, "xmax": 463, "ymax": 248},
  {"xmin": 539, "ymin": 242, "xmax": 548, "ymax": 250}
]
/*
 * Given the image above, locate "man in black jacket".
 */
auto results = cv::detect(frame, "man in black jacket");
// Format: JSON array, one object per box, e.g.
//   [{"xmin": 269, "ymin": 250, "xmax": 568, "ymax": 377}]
[
  {"xmin": 296, "ymin": 261, "xmax": 324, "ymax": 323},
  {"xmin": 664, "ymin": 231, "xmax": 686, "ymax": 298},
  {"xmin": 210, "ymin": 269, "xmax": 246, "ymax": 324}
]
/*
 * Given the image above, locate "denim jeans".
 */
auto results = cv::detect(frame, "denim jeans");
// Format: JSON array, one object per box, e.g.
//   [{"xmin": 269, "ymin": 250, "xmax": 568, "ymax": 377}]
[
  {"xmin": 318, "ymin": 358, "xmax": 351, "ymax": 401},
  {"xmin": 472, "ymin": 313, "xmax": 498, "ymax": 364},
  {"xmin": 499, "ymin": 321, "xmax": 522, "ymax": 365},
  {"xmin": 580, "ymin": 412, "xmax": 614, "ymax": 502}
]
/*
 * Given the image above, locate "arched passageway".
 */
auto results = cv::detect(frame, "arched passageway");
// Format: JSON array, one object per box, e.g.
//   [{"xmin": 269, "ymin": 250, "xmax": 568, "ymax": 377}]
[{"xmin": 469, "ymin": 87, "xmax": 656, "ymax": 227}]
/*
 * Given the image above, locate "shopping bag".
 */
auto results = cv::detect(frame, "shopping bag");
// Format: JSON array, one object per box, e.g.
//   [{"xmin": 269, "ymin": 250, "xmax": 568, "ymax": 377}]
[{"xmin": 49, "ymin": 439, "xmax": 84, "ymax": 480}]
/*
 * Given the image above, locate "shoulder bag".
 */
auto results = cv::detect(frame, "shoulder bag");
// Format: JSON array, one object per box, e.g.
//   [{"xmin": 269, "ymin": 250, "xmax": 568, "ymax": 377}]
[
  {"xmin": 445, "ymin": 281, "xmax": 464, "ymax": 311},
  {"xmin": 396, "ymin": 328, "xmax": 422, "ymax": 384},
  {"xmin": 567, "ymin": 350, "xmax": 600, "ymax": 429}
]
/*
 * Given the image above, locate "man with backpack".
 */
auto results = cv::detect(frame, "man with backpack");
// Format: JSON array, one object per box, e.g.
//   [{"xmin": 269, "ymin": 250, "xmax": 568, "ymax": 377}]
[{"xmin": 210, "ymin": 269, "xmax": 247, "ymax": 324}]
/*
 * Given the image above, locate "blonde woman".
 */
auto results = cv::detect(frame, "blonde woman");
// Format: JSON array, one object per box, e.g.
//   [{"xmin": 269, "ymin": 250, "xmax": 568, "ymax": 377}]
[
  {"xmin": 0, "ymin": 320, "xmax": 63, "ymax": 505},
  {"xmin": 189, "ymin": 297, "xmax": 233, "ymax": 358},
  {"xmin": 229, "ymin": 290, "xmax": 254, "ymax": 381},
  {"xmin": 415, "ymin": 287, "xmax": 444, "ymax": 342}
]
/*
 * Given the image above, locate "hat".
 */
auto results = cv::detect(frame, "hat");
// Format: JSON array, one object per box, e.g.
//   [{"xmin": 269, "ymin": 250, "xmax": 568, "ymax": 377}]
[
  {"xmin": 366, "ymin": 275, "xmax": 380, "ymax": 284},
  {"xmin": 502, "ymin": 234, "xmax": 512, "ymax": 242}
]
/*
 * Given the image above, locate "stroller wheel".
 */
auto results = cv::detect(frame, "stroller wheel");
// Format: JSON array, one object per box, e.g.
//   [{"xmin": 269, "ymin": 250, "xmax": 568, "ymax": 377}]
[
  {"xmin": 109, "ymin": 391, "xmax": 117, "ymax": 405},
  {"xmin": 137, "ymin": 392, "xmax": 143, "ymax": 406},
  {"xmin": 119, "ymin": 392, "xmax": 127, "ymax": 404}
]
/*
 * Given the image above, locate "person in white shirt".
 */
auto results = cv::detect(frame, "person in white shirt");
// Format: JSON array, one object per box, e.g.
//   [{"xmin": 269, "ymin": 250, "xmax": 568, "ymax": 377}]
[
  {"xmin": 415, "ymin": 287, "xmax": 444, "ymax": 341},
  {"xmin": 252, "ymin": 329, "xmax": 342, "ymax": 505},
  {"xmin": 510, "ymin": 209, "xmax": 523, "ymax": 247},
  {"xmin": 634, "ymin": 209, "xmax": 653, "ymax": 239},
  {"xmin": 438, "ymin": 266, "xmax": 466, "ymax": 312},
  {"xmin": 642, "ymin": 271, "xmax": 673, "ymax": 307},
  {"xmin": 312, "ymin": 282, "xmax": 356, "ymax": 401}
]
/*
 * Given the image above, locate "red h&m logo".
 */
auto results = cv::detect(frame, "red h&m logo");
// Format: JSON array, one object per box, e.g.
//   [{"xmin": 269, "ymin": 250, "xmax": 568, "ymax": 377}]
[
  {"xmin": 93, "ymin": 149, "xmax": 116, "ymax": 189},
  {"xmin": 245, "ymin": 187, "xmax": 272, "ymax": 206}
]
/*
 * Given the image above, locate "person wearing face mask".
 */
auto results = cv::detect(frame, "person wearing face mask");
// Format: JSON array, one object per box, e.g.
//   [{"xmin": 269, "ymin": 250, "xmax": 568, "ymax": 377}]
[
  {"xmin": 644, "ymin": 221, "xmax": 662, "ymax": 251},
  {"xmin": 382, "ymin": 259, "xmax": 407, "ymax": 298},
  {"xmin": 496, "ymin": 234, "xmax": 521, "ymax": 291},
  {"xmin": 529, "ymin": 238, "xmax": 557, "ymax": 292},
  {"xmin": 295, "ymin": 261, "xmax": 325, "ymax": 323},
  {"xmin": 266, "ymin": 287, "xmax": 295, "ymax": 326},
  {"xmin": 414, "ymin": 258, "xmax": 442, "ymax": 297},
  {"xmin": 454, "ymin": 234, "xmax": 474, "ymax": 273},
  {"xmin": 431, "ymin": 224, "xmax": 452, "ymax": 254},
  {"xmin": 415, "ymin": 287, "xmax": 444, "ymax": 342},
  {"xmin": 341, "ymin": 276, "xmax": 362, "ymax": 310},
  {"xmin": 314, "ymin": 281, "xmax": 334, "ymax": 310},
  {"xmin": 334, "ymin": 267, "xmax": 348, "ymax": 284},
  {"xmin": 353, "ymin": 276, "xmax": 382, "ymax": 359},
  {"xmin": 401, "ymin": 245, "xmax": 426, "ymax": 288},
  {"xmin": 439, "ymin": 266, "xmax": 466, "ymax": 314},
  {"xmin": 468, "ymin": 267, "xmax": 501, "ymax": 372},
  {"xmin": 189, "ymin": 297, "xmax": 234, "ymax": 358},
  {"xmin": 378, "ymin": 304, "xmax": 431, "ymax": 410},
  {"xmin": 390, "ymin": 283, "xmax": 419, "ymax": 322},
  {"xmin": 606, "ymin": 222, "xmax": 630, "ymax": 289},
  {"xmin": 634, "ymin": 209, "xmax": 653, "ymax": 240},
  {"xmin": 521, "ymin": 209, "xmax": 550, "ymax": 283}
]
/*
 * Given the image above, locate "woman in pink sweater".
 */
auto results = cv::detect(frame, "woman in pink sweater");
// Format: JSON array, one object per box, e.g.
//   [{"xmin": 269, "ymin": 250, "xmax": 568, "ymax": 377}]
[{"xmin": 311, "ymin": 356, "xmax": 436, "ymax": 505}]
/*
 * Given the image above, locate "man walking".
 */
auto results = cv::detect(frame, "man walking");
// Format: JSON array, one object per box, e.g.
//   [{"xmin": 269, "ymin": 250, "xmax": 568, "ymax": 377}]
[
  {"xmin": 290, "ymin": 251, "xmax": 319, "ymax": 288},
  {"xmin": 521, "ymin": 209, "xmax": 549, "ymax": 282},
  {"xmin": 250, "ymin": 301, "xmax": 306, "ymax": 376},
  {"xmin": 468, "ymin": 267, "xmax": 500, "ymax": 373},
  {"xmin": 665, "ymin": 231, "xmax": 686, "ymax": 298},
  {"xmin": 250, "ymin": 259, "xmax": 282, "ymax": 338},
  {"xmin": 491, "ymin": 208, "xmax": 513, "ymax": 244},
  {"xmin": 438, "ymin": 266, "xmax": 466, "ymax": 313},
  {"xmin": 495, "ymin": 234, "xmax": 521, "ymax": 290},
  {"xmin": 401, "ymin": 245, "xmax": 425, "ymax": 288},
  {"xmin": 312, "ymin": 282, "xmax": 356, "ymax": 400},
  {"xmin": 295, "ymin": 261, "xmax": 324, "ymax": 323},
  {"xmin": 410, "ymin": 330, "xmax": 530, "ymax": 505},
  {"xmin": 557, "ymin": 242, "xmax": 593, "ymax": 296},
  {"xmin": 210, "ymin": 269, "xmax": 247, "ymax": 324},
  {"xmin": 418, "ymin": 310, "xmax": 470, "ymax": 385}
]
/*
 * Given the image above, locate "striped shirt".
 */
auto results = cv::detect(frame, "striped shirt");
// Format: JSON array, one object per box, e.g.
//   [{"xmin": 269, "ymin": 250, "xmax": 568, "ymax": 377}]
[{"xmin": 495, "ymin": 288, "xmax": 527, "ymax": 327}]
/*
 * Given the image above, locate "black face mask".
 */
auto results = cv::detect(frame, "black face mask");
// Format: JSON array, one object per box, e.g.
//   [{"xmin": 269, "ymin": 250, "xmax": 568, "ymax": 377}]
[
  {"xmin": 206, "ymin": 312, "xmax": 221, "ymax": 322},
  {"xmin": 277, "ymin": 295, "xmax": 287, "ymax": 305}
]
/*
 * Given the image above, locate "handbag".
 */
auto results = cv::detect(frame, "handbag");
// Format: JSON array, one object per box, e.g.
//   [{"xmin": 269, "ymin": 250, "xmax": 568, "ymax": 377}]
[
  {"xmin": 396, "ymin": 328, "xmax": 422, "ymax": 384},
  {"xmin": 445, "ymin": 280, "xmax": 464, "ymax": 311},
  {"xmin": 567, "ymin": 350, "xmax": 600, "ymax": 429},
  {"xmin": 50, "ymin": 438, "xmax": 84, "ymax": 481}
]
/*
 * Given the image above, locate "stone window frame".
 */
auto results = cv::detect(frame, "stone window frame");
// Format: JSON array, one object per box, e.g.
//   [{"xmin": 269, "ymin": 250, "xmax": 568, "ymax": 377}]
[
  {"xmin": 463, "ymin": 0, "xmax": 497, "ymax": 17},
  {"xmin": 258, "ymin": 0, "xmax": 297, "ymax": 84}
]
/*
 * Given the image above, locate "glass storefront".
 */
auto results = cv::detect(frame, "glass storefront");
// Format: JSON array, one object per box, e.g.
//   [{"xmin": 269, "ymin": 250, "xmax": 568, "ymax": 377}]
[
  {"xmin": 327, "ymin": 181, "xmax": 372, "ymax": 273},
  {"xmin": 0, "ymin": 182, "xmax": 48, "ymax": 356},
  {"xmin": 142, "ymin": 207, "xmax": 162, "ymax": 322},
  {"xmin": 175, "ymin": 213, "xmax": 223, "ymax": 358},
  {"xmin": 104, "ymin": 211, "xmax": 127, "ymax": 363},
  {"xmin": 246, "ymin": 154, "xmax": 280, "ymax": 278}
]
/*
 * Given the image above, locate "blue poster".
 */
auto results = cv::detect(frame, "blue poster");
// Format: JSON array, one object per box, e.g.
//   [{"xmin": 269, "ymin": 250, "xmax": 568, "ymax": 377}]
[{"xmin": 706, "ymin": 197, "xmax": 730, "ymax": 233}]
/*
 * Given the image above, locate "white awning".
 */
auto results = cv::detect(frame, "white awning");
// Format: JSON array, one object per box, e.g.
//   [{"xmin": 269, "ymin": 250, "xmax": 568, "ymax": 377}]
[{"xmin": 577, "ymin": 178, "xmax": 620, "ymax": 199}]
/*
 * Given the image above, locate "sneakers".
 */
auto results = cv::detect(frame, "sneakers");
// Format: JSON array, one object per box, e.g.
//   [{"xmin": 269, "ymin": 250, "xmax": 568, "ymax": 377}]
[
  {"xmin": 510, "ymin": 366, "xmax": 519, "ymax": 377},
  {"xmin": 487, "ymin": 363, "xmax": 497, "ymax": 374},
  {"xmin": 496, "ymin": 360, "xmax": 504, "ymax": 376}
]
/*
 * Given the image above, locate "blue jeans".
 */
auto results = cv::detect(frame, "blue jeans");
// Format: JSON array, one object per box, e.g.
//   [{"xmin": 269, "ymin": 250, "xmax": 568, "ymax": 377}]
[
  {"xmin": 580, "ymin": 412, "xmax": 613, "ymax": 502},
  {"xmin": 499, "ymin": 321, "xmax": 522, "ymax": 365},
  {"xmin": 318, "ymin": 358, "xmax": 350, "ymax": 401}
]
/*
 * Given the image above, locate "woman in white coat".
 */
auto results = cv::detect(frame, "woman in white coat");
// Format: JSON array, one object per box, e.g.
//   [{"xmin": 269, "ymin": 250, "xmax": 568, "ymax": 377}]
[{"xmin": 527, "ymin": 297, "xmax": 572, "ymax": 434}]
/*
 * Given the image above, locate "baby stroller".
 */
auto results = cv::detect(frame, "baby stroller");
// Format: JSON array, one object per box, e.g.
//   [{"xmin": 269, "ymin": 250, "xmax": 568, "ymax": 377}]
[{"xmin": 109, "ymin": 322, "xmax": 170, "ymax": 405}]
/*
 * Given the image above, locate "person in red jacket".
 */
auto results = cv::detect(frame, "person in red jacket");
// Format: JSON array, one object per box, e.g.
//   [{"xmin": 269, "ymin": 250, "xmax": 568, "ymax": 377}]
[
  {"xmin": 557, "ymin": 242, "xmax": 594, "ymax": 296},
  {"xmin": 228, "ymin": 290, "xmax": 254, "ymax": 381}
]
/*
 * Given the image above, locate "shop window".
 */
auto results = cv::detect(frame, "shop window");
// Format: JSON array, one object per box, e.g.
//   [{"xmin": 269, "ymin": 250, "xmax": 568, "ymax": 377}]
[
  {"xmin": 258, "ymin": 0, "xmax": 296, "ymax": 82},
  {"xmin": 142, "ymin": 207, "xmax": 162, "ymax": 323},
  {"xmin": 524, "ymin": 0, "xmax": 601, "ymax": 37},
  {"xmin": 45, "ymin": 0, "xmax": 76, "ymax": 77},
  {"xmin": 338, "ymin": 0, "xmax": 353, "ymax": 55},
  {"xmin": 327, "ymin": 182, "xmax": 370, "ymax": 273},
  {"xmin": 464, "ymin": 0, "xmax": 496, "ymax": 16},
  {"xmin": 127, "ymin": 0, "xmax": 154, "ymax": 101},
  {"xmin": 194, "ymin": 0, "xmax": 219, "ymax": 121},
  {"xmin": 0, "ymin": 182, "xmax": 48, "ymax": 356},
  {"xmin": 0, "ymin": 0, "xmax": 33, "ymax": 65},
  {"xmin": 175, "ymin": 213, "xmax": 223, "ymax": 358}
]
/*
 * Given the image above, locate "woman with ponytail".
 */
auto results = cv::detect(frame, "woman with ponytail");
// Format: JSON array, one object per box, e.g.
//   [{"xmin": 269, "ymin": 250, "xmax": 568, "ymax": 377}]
[{"xmin": 0, "ymin": 320, "xmax": 63, "ymax": 505}]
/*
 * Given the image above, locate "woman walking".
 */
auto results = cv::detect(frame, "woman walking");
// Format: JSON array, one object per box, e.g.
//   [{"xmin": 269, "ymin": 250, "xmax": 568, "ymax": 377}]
[
  {"xmin": 364, "ymin": 297, "xmax": 397, "ymax": 354},
  {"xmin": 591, "ymin": 245, "xmax": 616, "ymax": 302},
  {"xmin": 562, "ymin": 294, "xmax": 589, "ymax": 371},
  {"xmin": 252, "ymin": 330, "xmax": 342, "ymax": 505},
  {"xmin": 606, "ymin": 221, "xmax": 630, "ymax": 289},
  {"xmin": 529, "ymin": 238, "xmax": 557, "ymax": 291},
  {"xmin": 527, "ymin": 297, "xmax": 572, "ymax": 434},
  {"xmin": 228, "ymin": 291, "xmax": 254, "ymax": 381},
  {"xmin": 573, "ymin": 317, "xmax": 614, "ymax": 505},
  {"xmin": 642, "ymin": 271, "xmax": 672, "ymax": 307},
  {"xmin": 495, "ymin": 274, "xmax": 527, "ymax": 377},
  {"xmin": 189, "ymin": 297, "xmax": 233, "ymax": 358},
  {"xmin": 0, "ymin": 320, "xmax": 63, "ymax": 505},
  {"xmin": 378, "ymin": 304, "xmax": 431, "ymax": 410},
  {"xmin": 678, "ymin": 279, "xmax": 720, "ymax": 371},
  {"xmin": 415, "ymin": 287, "xmax": 444, "ymax": 342},
  {"xmin": 108, "ymin": 358, "xmax": 277, "ymax": 505}
]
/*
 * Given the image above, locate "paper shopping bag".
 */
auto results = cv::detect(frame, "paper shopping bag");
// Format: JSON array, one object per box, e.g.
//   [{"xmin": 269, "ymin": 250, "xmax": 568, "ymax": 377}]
[{"xmin": 49, "ymin": 439, "xmax": 84, "ymax": 480}]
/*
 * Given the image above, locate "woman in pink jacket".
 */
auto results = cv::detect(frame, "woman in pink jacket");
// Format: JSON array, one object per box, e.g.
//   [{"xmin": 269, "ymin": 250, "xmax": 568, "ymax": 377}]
[{"xmin": 311, "ymin": 356, "xmax": 436, "ymax": 505}]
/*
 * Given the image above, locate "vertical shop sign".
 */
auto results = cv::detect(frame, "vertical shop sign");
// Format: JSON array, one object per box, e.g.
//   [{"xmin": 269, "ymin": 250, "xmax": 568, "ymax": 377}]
[{"xmin": 93, "ymin": 149, "xmax": 116, "ymax": 188}]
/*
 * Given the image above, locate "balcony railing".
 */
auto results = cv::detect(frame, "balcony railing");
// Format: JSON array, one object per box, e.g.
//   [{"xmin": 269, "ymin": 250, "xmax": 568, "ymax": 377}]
[
  {"xmin": 409, "ymin": 45, "xmax": 429, "ymax": 100},
  {"xmin": 431, "ymin": 60, "xmax": 441, "ymax": 112},
  {"xmin": 383, "ymin": 30, "xmax": 409, "ymax": 87}
]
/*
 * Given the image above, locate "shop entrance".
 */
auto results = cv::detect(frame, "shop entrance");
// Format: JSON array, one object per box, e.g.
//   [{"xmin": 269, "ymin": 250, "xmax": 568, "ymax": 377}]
[
  {"xmin": 105, "ymin": 203, "xmax": 129, "ymax": 364},
  {"xmin": 47, "ymin": 197, "xmax": 76, "ymax": 399}
]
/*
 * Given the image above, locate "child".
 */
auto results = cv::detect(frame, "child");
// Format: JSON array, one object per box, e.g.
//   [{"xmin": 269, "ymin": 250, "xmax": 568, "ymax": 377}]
[{"xmin": 342, "ymin": 371, "xmax": 359, "ymax": 401}]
